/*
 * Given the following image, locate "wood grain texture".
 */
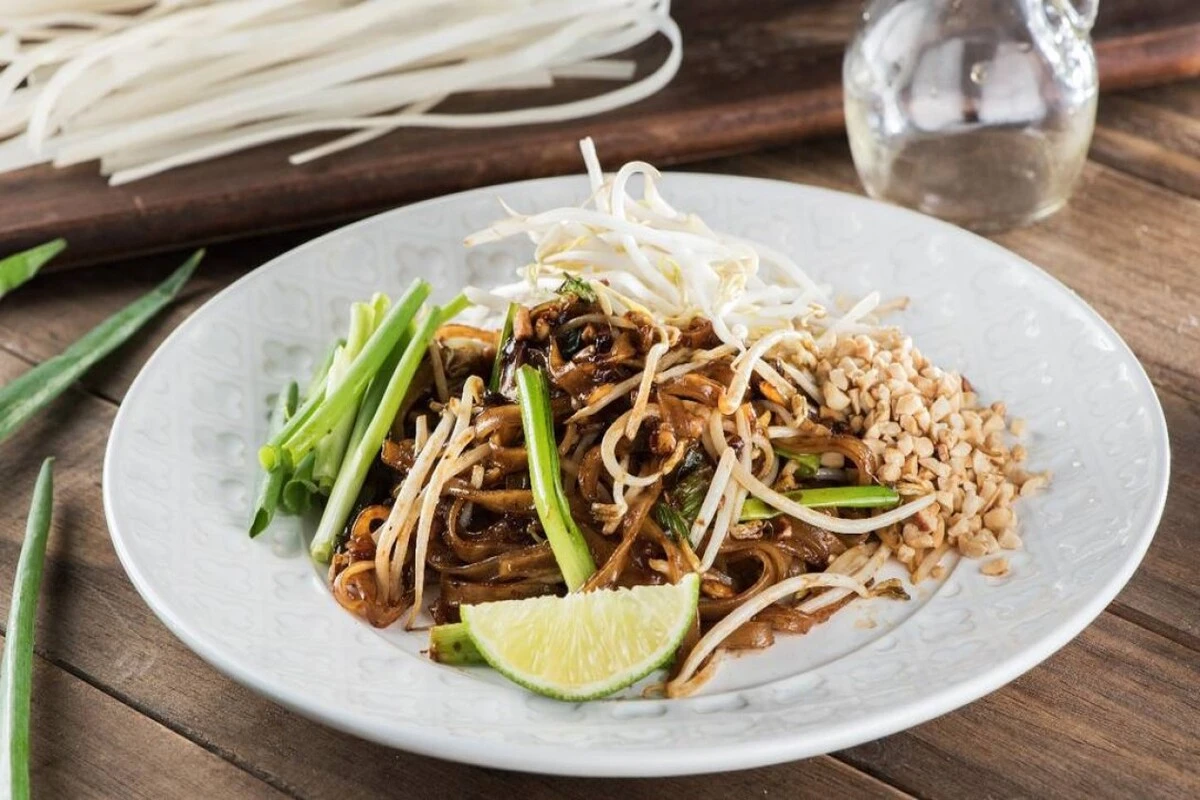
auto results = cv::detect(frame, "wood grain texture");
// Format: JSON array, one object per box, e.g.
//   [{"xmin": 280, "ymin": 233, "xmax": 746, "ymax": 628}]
[
  {"xmin": 838, "ymin": 614, "xmax": 1200, "ymax": 800},
  {"xmin": 1090, "ymin": 85, "xmax": 1200, "ymax": 199},
  {"xmin": 0, "ymin": 0, "xmax": 1198, "ymax": 268},
  {"xmin": 0, "ymin": 640, "xmax": 282, "ymax": 799}
]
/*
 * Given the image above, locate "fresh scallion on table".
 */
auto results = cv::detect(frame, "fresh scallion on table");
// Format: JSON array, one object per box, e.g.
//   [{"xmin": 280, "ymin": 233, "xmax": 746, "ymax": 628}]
[
  {"xmin": 248, "ymin": 381, "xmax": 298, "ymax": 538},
  {"xmin": 0, "ymin": 250, "xmax": 202, "ymax": 445},
  {"xmin": 739, "ymin": 485, "xmax": 900, "ymax": 521},
  {"xmin": 515, "ymin": 365, "xmax": 596, "ymax": 591},
  {"xmin": 0, "ymin": 240, "xmax": 66, "ymax": 302},
  {"xmin": 0, "ymin": 458, "xmax": 54, "ymax": 800}
]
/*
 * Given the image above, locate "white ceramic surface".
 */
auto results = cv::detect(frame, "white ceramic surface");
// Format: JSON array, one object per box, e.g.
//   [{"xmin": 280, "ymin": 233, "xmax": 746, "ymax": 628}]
[{"xmin": 102, "ymin": 174, "xmax": 1169, "ymax": 777}]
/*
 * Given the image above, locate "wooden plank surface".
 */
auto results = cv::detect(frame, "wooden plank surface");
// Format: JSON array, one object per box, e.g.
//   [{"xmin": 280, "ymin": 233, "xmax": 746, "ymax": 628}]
[
  {"xmin": 0, "ymin": 638, "xmax": 283, "ymax": 799},
  {"xmin": 1, "ymin": 79, "xmax": 1200, "ymax": 800},
  {"xmin": 0, "ymin": 0, "xmax": 1198, "ymax": 268}
]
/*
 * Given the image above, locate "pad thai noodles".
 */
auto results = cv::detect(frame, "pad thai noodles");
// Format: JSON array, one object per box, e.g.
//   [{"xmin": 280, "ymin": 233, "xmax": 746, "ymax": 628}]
[{"xmin": 253, "ymin": 138, "xmax": 1046, "ymax": 698}]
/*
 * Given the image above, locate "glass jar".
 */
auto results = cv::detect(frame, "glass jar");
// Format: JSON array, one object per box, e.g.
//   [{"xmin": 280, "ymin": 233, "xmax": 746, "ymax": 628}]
[{"xmin": 844, "ymin": 0, "xmax": 1098, "ymax": 231}]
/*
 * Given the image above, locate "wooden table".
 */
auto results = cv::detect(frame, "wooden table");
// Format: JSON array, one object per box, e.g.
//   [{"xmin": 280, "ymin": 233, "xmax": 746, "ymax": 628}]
[{"xmin": 1, "ymin": 80, "xmax": 1198, "ymax": 800}]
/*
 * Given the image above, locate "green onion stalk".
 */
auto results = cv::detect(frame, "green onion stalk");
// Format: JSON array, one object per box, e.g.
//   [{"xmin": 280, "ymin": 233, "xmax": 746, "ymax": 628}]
[
  {"xmin": 259, "ymin": 279, "xmax": 430, "ymax": 472},
  {"xmin": 428, "ymin": 622, "xmax": 485, "ymax": 665},
  {"xmin": 0, "ymin": 458, "xmax": 55, "ymax": 800},
  {"xmin": 0, "ymin": 240, "xmax": 66, "ymax": 302},
  {"xmin": 249, "ymin": 382, "xmax": 299, "ymax": 537},
  {"xmin": 772, "ymin": 445, "xmax": 822, "ymax": 477},
  {"xmin": 739, "ymin": 485, "xmax": 900, "ymax": 521},
  {"xmin": 309, "ymin": 293, "xmax": 468, "ymax": 563},
  {"xmin": 488, "ymin": 302, "xmax": 518, "ymax": 393},
  {"xmin": 515, "ymin": 365, "xmax": 596, "ymax": 591},
  {"xmin": 312, "ymin": 297, "xmax": 389, "ymax": 493},
  {"xmin": 0, "ymin": 250, "xmax": 202, "ymax": 445}
]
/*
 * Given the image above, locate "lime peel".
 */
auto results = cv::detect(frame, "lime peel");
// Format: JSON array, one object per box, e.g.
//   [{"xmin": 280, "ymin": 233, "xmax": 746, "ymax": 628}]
[{"xmin": 461, "ymin": 574, "xmax": 700, "ymax": 701}]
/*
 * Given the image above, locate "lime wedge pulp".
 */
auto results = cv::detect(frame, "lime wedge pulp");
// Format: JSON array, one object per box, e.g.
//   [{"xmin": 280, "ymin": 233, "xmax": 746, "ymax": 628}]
[{"xmin": 460, "ymin": 573, "xmax": 700, "ymax": 701}]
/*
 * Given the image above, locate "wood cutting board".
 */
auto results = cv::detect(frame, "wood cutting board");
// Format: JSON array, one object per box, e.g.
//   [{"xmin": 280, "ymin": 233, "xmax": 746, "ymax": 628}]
[{"xmin": 2, "ymin": 0, "xmax": 1198, "ymax": 268}]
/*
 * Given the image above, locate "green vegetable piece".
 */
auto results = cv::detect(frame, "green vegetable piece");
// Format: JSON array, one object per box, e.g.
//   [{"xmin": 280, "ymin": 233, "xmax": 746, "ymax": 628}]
[
  {"xmin": 651, "ymin": 502, "xmax": 690, "ymax": 541},
  {"xmin": 489, "ymin": 302, "xmax": 518, "ymax": 393},
  {"xmin": 249, "ymin": 382, "xmax": 298, "ymax": 537},
  {"xmin": 739, "ymin": 485, "xmax": 901, "ymax": 521},
  {"xmin": 304, "ymin": 340, "xmax": 342, "ymax": 400},
  {"xmin": 429, "ymin": 622, "xmax": 485, "ymax": 665},
  {"xmin": 0, "ymin": 458, "xmax": 54, "ymax": 800},
  {"xmin": 313, "ymin": 301, "xmax": 382, "ymax": 492},
  {"xmin": 516, "ymin": 365, "xmax": 596, "ymax": 591},
  {"xmin": 309, "ymin": 300, "xmax": 458, "ymax": 563},
  {"xmin": 0, "ymin": 239, "xmax": 67, "ymax": 302},
  {"xmin": 772, "ymin": 445, "xmax": 821, "ymax": 477},
  {"xmin": 557, "ymin": 274, "xmax": 597, "ymax": 302},
  {"xmin": 263, "ymin": 279, "xmax": 430, "ymax": 471},
  {"xmin": 0, "ymin": 250, "xmax": 202, "ymax": 446},
  {"xmin": 652, "ymin": 458, "xmax": 715, "ymax": 540},
  {"xmin": 281, "ymin": 451, "xmax": 319, "ymax": 516},
  {"xmin": 438, "ymin": 292, "xmax": 470, "ymax": 322}
]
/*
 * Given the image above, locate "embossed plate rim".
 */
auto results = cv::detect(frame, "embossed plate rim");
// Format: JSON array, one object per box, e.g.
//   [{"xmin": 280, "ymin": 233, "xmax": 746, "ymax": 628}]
[{"xmin": 103, "ymin": 173, "xmax": 1170, "ymax": 776}]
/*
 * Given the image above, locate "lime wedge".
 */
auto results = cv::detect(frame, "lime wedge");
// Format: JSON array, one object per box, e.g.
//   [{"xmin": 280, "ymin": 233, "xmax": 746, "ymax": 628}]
[{"xmin": 460, "ymin": 573, "xmax": 700, "ymax": 701}]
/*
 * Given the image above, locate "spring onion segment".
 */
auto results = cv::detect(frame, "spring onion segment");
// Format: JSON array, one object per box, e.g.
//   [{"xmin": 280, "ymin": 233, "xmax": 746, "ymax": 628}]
[
  {"xmin": 0, "ymin": 249, "xmax": 201, "ymax": 445},
  {"xmin": 516, "ymin": 365, "xmax": 596, "ymax": 591},
  {"xmin": 428, "ymin": 622, "xmax": 485, "ymax": 666},
  {"xmin": 260, "ymin": 278, "xmax": 429, "ymax": 471},
  {"xmin": 489, "ymin": 302, "xmax": 518, "ymax": 392},
  {"xmin": 771, "ymin": 445, "xmax": 821, "ymax": 477},
  {"xmin": 249, "ymin": 381, "xmax": 298, "ymax": 537},
  {"xmin": 0, "ymin": 457, "xmax": 53, "ymax": 800},
  {"xmin": 0, "ymin": 1, "xmax": 682, "ymax": 183},
  {"xmin": 313, "ymin": 296, "xmax": 388, "ymax": 492},
  {"xmin": 0, "ymin": 239, "xmax": 65, "ymax": 301},
  {"xmin": 739, "ymin": 485, "xmax": 900, "ymax": 521},
  {"xmin": 309, "ymin": 294, "xmax": 458, "ymax": 563}
]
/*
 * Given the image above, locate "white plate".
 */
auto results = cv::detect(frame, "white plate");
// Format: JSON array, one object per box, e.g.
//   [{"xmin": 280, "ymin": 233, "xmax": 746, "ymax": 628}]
[{"xmin": 103, "ymin": 174, "xmax": 1169, "ymax": 777}]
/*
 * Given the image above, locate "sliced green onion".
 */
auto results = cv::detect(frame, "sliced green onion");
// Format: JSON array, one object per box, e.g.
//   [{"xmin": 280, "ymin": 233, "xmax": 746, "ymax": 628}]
[
  {"xmin": 249, "ymin": 381, "xmax": 298, "ymax": 537},
  {"xmin": 313, "ymin": 300, "xmax": 384, "ymax": 492},
  {"xmin": 739, "ymin": 485, "xmax": 900, "ymax": 521},
  {"xmin": 0, "ymin": 250, "xmax": 202, "ymax": 445},
  {"xmin": 428, "ymin": 622, "xmax": 485, "ymax": 665},
  {"xmin": 438, "ymin": 292, "xmax": 470, "ymax": 321},
  {"xmin": 281, "ymin": 451, "xmax": 319, "ymax": 516},
  {"xmin": 310, "ymin": 301, "xmax": 449, "ymax": 563},
  {"xmin": 0, "ymin": 239, "xmax": 66, "ymax": 302},
  {"xmin": 516, "ymin": 365, "xmax": 596, "ymax": 591},
  {"xmin": 304, "ymin": 340, "xmax": 341, "ymax": 400},
  {"xmin": 772, "ymin": 445, "xmax": 821, "ymax": 477},
  {"xmin": 0, "ymin": 458, "xmax": 54, "ymax": 800},
  {"xmin": 489, "ymin": 302, "xmax": 518, "ymax": 392},
  {"xmin": 345, "ymin": 333, "xmax": 410, "ymax": 466},
  {"xmin": 261, "ymin": 279, "xmax": 429, "ymax": 471}
]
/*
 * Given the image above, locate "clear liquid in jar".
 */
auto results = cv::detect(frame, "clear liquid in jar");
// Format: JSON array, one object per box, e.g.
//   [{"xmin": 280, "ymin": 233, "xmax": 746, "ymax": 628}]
[{"xmin": 845, "ymin": 88, "xmax": 1096, "ymax": 231}]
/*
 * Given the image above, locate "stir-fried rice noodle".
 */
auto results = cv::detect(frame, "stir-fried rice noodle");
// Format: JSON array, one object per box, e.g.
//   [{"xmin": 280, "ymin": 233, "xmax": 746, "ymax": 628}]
[{"xmin": 324, "ymin": 138, "xmax": 1040, "ymax": 692}]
